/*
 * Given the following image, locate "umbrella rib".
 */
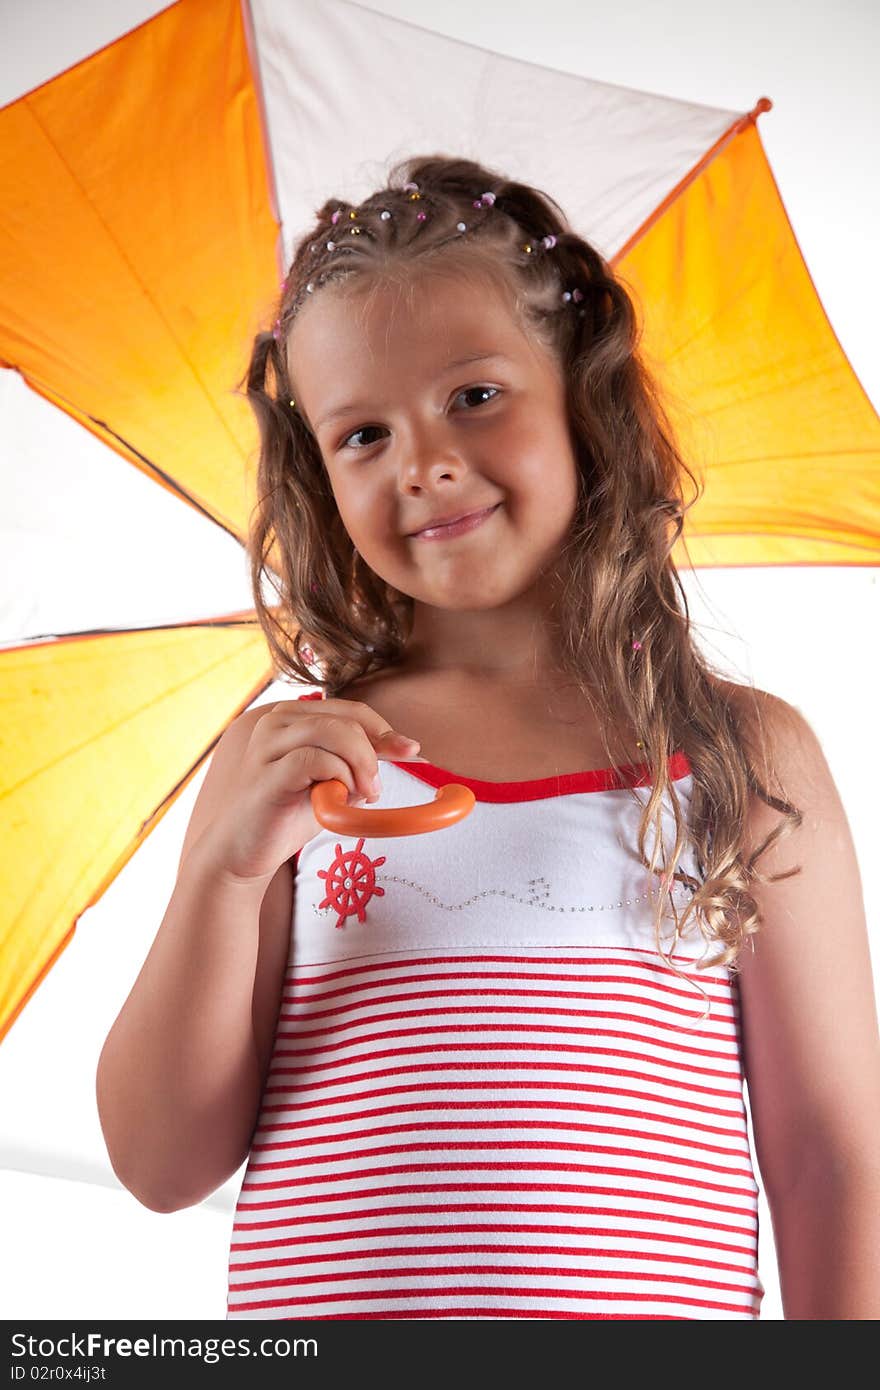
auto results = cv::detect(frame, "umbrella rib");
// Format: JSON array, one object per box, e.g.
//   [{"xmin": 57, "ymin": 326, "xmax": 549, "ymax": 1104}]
[{"xmin": 612, "ymin": 97, "xmax": 772, "ymax": 266}]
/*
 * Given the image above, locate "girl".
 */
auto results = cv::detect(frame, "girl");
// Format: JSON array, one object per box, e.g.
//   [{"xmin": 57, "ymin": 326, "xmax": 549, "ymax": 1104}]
[{"xmin": 97, "ymin": 156, "xmax": 879, "ymax": 1320}]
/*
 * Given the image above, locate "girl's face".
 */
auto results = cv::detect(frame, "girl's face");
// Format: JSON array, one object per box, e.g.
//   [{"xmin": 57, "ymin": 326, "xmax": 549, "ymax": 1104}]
[{"xmin": 287, "ymin": 270, "xmax": 581, "ymax": 614}]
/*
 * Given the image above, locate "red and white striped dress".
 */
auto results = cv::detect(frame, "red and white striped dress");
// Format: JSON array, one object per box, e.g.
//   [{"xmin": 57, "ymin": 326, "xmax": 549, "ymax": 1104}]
[{"xmin": 226, "ymin": 691, "xmax": 765, "ymax": 1320}]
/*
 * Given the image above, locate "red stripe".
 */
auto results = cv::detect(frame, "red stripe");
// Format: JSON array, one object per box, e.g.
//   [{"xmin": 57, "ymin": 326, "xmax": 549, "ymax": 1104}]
[
  {"xmin": 230, "ymin": 1240, "xmax": 756, "ymax": 1274},
  {"xmin": 284, "ymin": 970, "xmax": 736, "ymax": 1013},
  {"xmin": 252, "ymin": 1118, "xmax": 751, "ymax": 1160},
  {"xmin": 228, "ymin": 1285, "xmax": 752, "ymax": 1316},
  {"xmin": 258, "ymin": 1098, "xmax": 751, "ymax": 1142},
  {"xmin": 288, "ymin": 948, "xmax": 728, "ymax": 982},
  {"xmin": 387, "ymin": 750, "xmax": 694, "ymax": 798},
  {"xmin": 246, "ymin": 1139, "xmax": 755, "ymax": 1180},
  {"xmin": 278, "ymin": 1019, "xmax": 740, "ymax": 1060},
  {"xmin": 287, "ymin": 963, "xmax": 736, "ymax": 1001},
  {"xmin": 271, "ymin": 1039, "xmax": 742, "ymax": 1082},
  {"xmin": 283, "ymin": 990, "xmax": 736, "ymax": 1029},
  {"xmin": 275, "ymin": 1310, "xmax": 689, "ymax": 1319},
  {"xmin": 230, "ymin": 1263, "xmax": 758, "ymax": 1296},
  {"xmin": 231, "ymin": 1219, "xmax": 757, "ymax": 1256},
  {"xmin": 264, "ymin": 1059, "xmax": 746, "ymax": 1101},
  {"xmin": 260, "ymin": 1079, "xmax": 748, "ymax": 1122},
  {"xmin": 233, "ymin": 1201, "xmax": 757, "ymax": 1243},
  {"xmin": 280, "ymin": 1001, "xmax": 739, "ymax": 1044},
  {"xmin": 241, "ymin": 1163, "xmax": 756, "ymax": 1201},
  {"xmin": 237, "ymin": 1178, "xmax": 758, "ymax": 1216}
]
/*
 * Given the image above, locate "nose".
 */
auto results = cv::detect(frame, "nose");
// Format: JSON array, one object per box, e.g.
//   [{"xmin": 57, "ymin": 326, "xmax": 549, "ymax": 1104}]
[{"xmin": 397, "ymin": 418, "xmax": 466, "ymax": 492}]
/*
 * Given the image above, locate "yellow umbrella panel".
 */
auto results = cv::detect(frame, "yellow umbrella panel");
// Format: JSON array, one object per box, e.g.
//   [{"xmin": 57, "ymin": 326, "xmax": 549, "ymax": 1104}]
[{"xmin": 621, "ymin": 106, "xmax": 879, "ymax": 568}]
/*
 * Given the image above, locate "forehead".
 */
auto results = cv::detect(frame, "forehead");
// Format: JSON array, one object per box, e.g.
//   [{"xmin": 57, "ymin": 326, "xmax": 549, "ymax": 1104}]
[{"xmin": 287, "ymin": 267, "xmax": 533, "ymax": 399}]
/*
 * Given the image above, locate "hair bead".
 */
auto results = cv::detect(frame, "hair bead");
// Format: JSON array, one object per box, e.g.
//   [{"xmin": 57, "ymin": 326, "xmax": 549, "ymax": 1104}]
[{"xmin": 274, "ymin": 182, "xmax": 582, "ymax": 332}]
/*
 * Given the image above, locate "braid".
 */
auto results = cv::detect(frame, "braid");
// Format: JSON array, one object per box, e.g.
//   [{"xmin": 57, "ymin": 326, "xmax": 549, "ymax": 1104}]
[{"xmin": 271, "ymin": 159, "xmax": 605, "ymax": 361}]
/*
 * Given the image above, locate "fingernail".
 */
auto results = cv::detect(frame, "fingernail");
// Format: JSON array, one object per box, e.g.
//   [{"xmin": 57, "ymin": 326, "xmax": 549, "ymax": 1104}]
[{"xmin": 370, "ymin": 773, "xmax": 382, "ymax": 795}]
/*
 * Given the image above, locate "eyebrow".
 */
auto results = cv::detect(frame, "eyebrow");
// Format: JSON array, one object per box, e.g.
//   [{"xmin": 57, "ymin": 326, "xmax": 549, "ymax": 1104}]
[{"xmin": 312, "ymin": 351, "xmax": 513, "ymax": 432}]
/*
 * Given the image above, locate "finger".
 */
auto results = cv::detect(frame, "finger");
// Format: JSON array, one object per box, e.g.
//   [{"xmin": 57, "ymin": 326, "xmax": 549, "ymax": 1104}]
[
  {"xmin": 267, "ymin": 714, "xmax": 388, "ymax": 801},
  {"xmin": 318, "ymin": 699, "xmax": 422, "ymax": 753},
  {"xmin": 273, "ymin": 745, "xmax": 366, "ymax": 803}
]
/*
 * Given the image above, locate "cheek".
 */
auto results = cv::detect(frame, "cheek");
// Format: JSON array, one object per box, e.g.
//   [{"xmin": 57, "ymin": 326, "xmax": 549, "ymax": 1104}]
[{"xmin": 510, "ymin": 419, "xmax": 579, "ymax": 511}]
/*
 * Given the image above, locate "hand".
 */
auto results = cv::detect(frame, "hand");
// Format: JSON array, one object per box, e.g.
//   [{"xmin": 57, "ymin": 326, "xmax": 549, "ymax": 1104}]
[{"xmin": 202, "ymin": 699, "xmax": 421, "ymax": 885}]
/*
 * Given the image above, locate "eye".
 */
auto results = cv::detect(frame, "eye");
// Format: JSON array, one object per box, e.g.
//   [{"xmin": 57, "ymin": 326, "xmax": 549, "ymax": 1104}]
[
  {"xmin": 453, "ymin": 384, "xmax": 500, "ymax": 411},
  {"xmin": 338, "ymin": 384, "xmax": 501, "ymax": 453},
  {"xmin": 339, "ymin": 423, "xmax": 385, "ymax": 452}
]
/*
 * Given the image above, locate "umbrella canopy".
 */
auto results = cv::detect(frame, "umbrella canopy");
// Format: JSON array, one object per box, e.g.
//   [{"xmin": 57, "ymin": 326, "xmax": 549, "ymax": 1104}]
[{"xmin": 0, "ymin": 0, "xmax": 877, "ymax": 1208}]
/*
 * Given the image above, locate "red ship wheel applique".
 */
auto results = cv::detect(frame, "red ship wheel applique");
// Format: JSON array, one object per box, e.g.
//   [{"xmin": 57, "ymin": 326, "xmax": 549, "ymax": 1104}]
[{"xmin": 317, "ymin": 837, "xmax": 387, "ymax": 929}]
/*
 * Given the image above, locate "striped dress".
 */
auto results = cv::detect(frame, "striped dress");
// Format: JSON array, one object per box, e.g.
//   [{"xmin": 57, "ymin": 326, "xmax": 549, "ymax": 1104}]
[{"xmin": 226, "ymin": 691, "xmax": 765, "ymax": 1320}]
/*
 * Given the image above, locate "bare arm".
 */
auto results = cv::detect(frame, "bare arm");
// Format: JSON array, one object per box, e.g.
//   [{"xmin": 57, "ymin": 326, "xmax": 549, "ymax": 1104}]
[
  {"xmin": 95, "ymin": 708, "xmax": 289, "ymax": 1214},
  {"xmin": 95, "ymin": 836, "xmax": 269, "ymax": 1212},
  {"xmin": 730, "ymin": 686, "xmax": 880, "ymax": 1318}
]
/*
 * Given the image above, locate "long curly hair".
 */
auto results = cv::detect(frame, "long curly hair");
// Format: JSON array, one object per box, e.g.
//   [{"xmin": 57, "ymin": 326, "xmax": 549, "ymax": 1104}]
[{"xmin": 236, "ymin": 153, "xmax": 802, "ymax": 1017}]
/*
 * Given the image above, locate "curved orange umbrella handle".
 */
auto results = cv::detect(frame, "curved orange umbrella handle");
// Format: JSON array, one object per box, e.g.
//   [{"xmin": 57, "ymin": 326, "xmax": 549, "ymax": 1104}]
[{"xmin": 310, "ymin": 778, "xmax": 476, "ymax": 837}]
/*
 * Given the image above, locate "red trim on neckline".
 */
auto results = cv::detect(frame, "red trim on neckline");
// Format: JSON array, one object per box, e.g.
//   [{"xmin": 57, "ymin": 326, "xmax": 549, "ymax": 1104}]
[
  {"xmin": 294, "ymin": 689, "xmax": 691, "ymax": 802},
  {"xmin": 390, "ymin": 752, "xmax": 691, "ymax": 802}
]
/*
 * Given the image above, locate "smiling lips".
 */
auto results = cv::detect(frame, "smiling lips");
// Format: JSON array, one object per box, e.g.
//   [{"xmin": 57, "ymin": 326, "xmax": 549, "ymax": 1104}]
[{"xmin": 410, "ymin": 503, "xmax": 501, "ymax": 540}]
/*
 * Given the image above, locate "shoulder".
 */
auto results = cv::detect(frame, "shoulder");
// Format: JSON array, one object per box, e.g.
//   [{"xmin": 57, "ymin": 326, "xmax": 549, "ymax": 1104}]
[{"xmin": 706, "ymin": 674, "xmax": 835, "ymax": 826}]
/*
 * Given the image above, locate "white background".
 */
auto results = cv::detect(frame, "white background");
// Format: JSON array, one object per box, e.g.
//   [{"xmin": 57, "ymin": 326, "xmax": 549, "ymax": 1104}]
[{"xmin": 0, "ymin": 0, "xmax": 877, "ymax": 1322}]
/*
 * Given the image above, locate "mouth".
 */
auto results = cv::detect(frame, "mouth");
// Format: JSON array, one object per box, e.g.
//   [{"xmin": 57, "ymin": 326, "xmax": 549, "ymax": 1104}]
[{"xmin": 410, "ymin": 503, "xmax": 502, "ymax": 541}]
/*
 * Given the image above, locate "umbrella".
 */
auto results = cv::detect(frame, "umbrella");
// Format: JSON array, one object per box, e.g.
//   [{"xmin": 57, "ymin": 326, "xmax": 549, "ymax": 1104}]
[{"xmin": 1, "ymin": 0, "xmax": 877, "ymax": 1317}]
